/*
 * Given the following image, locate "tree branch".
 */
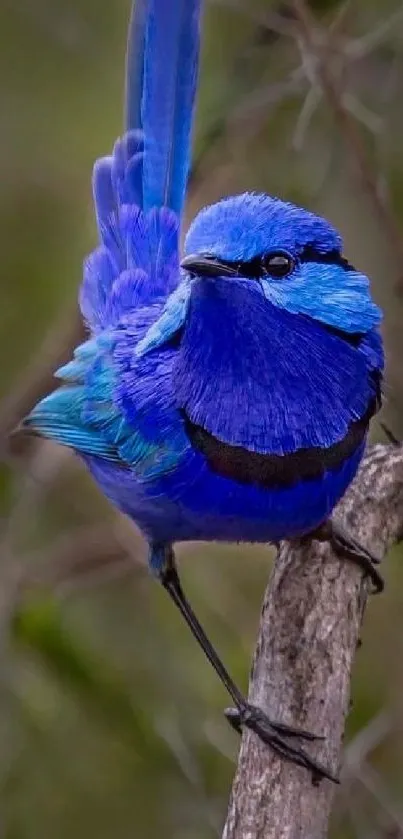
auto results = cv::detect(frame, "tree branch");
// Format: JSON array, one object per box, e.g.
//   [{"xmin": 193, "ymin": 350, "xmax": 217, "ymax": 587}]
[{"xmin": 223, "ymin": 443, "xmax": 403, "ymax": 839}]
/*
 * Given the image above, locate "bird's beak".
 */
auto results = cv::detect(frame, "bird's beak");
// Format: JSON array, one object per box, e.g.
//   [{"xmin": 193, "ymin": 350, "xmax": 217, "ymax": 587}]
[{"xmin": 180, "ymin": 254, "xmax": 238, "ymax": 278}]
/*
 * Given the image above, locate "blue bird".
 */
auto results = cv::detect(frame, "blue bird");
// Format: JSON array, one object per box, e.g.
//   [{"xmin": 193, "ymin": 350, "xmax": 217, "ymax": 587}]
[{"xmin": 23, "ymin": 0, "xmax": 383, "ymax": 781}]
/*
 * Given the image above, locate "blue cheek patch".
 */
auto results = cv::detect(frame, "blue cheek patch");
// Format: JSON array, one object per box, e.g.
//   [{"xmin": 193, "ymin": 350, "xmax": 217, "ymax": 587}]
[{"xmin": 261, "ymin": 263, "xmax": 382, "ymax": 334}]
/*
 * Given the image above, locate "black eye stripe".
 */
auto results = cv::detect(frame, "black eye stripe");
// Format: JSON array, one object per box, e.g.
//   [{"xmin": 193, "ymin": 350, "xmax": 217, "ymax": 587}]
[
  {"xmin": 300, "ymin": 247, "xmax": 354, "ymax": 270},
  {"xmin": 214, "ymin": 247, "xmax": 354, "ymax": 279}
]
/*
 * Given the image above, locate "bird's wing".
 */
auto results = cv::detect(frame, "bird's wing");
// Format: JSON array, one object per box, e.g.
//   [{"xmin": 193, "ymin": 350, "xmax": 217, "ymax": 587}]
[
  {"xmin": 23, "ymin": 338, "xmax": 122, "ymax": 464},
  {"xmin": 23, "ymin": 321, "xmax": 190, "ymax": 482}
]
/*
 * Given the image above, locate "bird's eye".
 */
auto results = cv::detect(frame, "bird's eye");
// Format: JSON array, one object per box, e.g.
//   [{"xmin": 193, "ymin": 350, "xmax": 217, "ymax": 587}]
[{"xmin": 261, "ymin": 252, "xmax": 294, "ymax": 279}]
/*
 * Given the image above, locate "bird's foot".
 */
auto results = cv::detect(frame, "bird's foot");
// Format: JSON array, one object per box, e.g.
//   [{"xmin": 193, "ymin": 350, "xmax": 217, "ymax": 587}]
[
  {"xmin": 314, "ymin": 520, "xmax": 384, "ymax": 594},
  {"xmin": 225, "ymin": 703, "xmax": 338, "ymax": 785}
]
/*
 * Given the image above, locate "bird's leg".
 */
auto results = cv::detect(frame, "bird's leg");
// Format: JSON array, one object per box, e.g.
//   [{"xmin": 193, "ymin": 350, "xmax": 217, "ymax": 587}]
[
  {"xmin": 152, "ymin": 544, "xmax": 338, "ymax": 784},
  {"xmin": 310, "ymin": 519, "xmax": 384, "ymax": 594}
]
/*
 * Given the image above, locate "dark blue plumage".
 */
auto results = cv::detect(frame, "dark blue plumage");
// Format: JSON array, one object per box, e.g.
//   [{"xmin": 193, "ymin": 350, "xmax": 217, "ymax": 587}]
[{"xmin": 23, "ymin": 0, "xmax": 384, "ymax": 780}]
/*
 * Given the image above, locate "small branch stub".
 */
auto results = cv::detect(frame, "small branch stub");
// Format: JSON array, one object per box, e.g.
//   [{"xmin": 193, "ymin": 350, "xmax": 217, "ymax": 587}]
[{"xmin": 223, "ymin": 444, "xmax": 403, "ymax": 839}]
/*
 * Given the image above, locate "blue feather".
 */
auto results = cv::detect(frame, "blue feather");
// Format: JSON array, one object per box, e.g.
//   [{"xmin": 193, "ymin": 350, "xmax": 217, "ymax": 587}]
[
  {"xmin": 92, "ymin": 157, "xmax": 116, "ymax": 243},
  {"xmin": 135, "ymin": 274, "xmax": 191, "ymax": 356},
  {"xmin": 263, "ymin": 262, "xmax": 381, "ymax": 334},
  {"xmin": 23, "ymin": 386, "xmax": 119, "ymax": 462},
  {"xmin": 91, "ymin": 135, "xmax": 145, "ymax": 254},
  {"xmin": 112, "ymin": 132, "xmax": 144, "ymax": 209},
  {"xmin": 140, "ymin": 0, "xmax": 201, "ymax": 213},
  {"xmin": 80, "ymin": 205, "xmax": 179, "ymax": 332},
  {"xmin": 125, "ymin": 0, "xmax": 148, "ymax": 138},
  {"xmin": 122, "ymin": 0, "xmax": 202, "ymax": 215}
]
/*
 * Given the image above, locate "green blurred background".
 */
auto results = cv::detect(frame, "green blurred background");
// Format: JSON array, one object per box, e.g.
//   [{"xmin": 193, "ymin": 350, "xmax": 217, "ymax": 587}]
[{"xmin": 1, "ymin": 0, "xmax": 403, "ymax": 836}]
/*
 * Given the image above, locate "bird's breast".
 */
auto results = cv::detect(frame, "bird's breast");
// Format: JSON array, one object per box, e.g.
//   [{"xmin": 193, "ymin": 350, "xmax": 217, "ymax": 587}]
[{"xmin": 173, "ymin": 279, "xmax": 376, "ymax": 468}]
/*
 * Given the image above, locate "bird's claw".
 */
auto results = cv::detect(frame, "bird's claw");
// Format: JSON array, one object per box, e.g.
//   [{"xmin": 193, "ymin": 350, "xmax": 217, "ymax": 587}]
[
  {"xmin": 224, "ymin": 703, "xmax": 338, "ymax": 785},
  {"xmin": 225, "ymin": 705, "xmax": 323, "ymax": 741}
]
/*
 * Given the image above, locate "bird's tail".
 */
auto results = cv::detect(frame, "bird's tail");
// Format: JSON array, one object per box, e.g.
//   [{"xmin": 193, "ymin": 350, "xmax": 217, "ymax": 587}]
[
  {"xmin": 80, "ymin": 0, "xmax": 202, "ymax": 333},
  {"xmin": 92, "ymin": 0, "xmax": 202, "ymax": 232},
  {"xmin": 126, "ymin": 0, "xmax": 202, "ymax": 215}
]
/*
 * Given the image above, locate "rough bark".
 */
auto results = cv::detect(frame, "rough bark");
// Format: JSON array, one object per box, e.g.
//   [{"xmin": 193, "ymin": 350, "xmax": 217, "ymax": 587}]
[{"xmin": 223, "ymin": 443, "xmax": 403, "ymax": 839}]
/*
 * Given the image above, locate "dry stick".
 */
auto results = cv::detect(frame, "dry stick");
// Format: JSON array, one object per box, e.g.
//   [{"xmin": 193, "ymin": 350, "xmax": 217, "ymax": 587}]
[
  {"xmin": 292, "ymin": 0, "xmax": 403, "ymax": 283},
  {"xmin": 223, "ymin": 443, "xmax": 403, "ymax": 839}
]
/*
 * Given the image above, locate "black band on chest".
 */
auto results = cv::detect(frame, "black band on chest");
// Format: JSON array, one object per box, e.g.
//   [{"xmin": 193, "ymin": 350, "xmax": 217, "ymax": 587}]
[{"xmin": 182, "ymin": 400, "xmax": 376, "ymax": 489}]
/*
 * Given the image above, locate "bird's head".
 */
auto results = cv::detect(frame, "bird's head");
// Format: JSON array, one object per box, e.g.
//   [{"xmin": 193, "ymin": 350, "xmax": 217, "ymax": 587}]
[
  {"xmin": 181, "ymin": 192, "xmax": 381, "ymax": 334},
  {"xmin": 135, "ymin": 192, "xmax": 381, "ymax": 357}
]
